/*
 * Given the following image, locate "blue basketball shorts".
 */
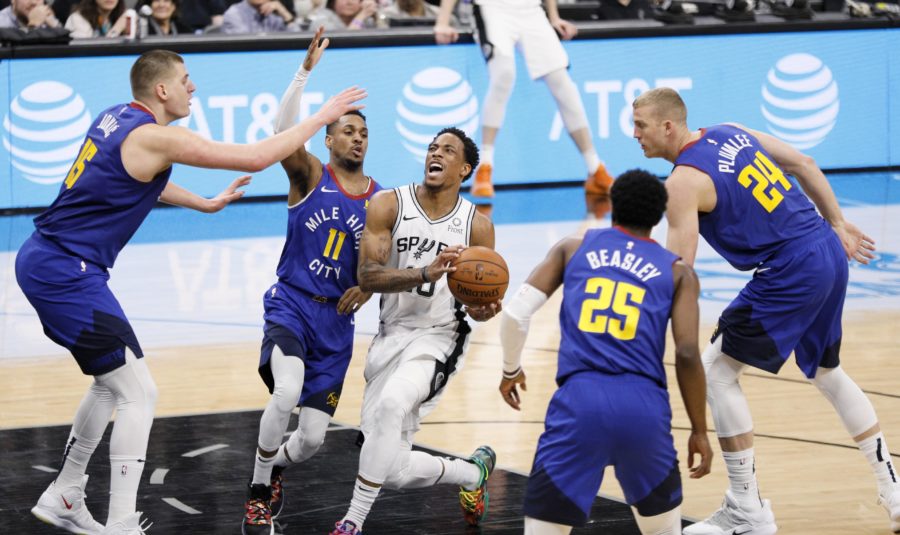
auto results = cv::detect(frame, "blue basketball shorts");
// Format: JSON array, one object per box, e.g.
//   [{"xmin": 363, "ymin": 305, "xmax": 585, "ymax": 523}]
[
  {"xmin": 258, "ymin": 282, "xmax": 355, "ymax": 416},
  {"xmin": 15, "ymin": 232, "xmax": 143, "ymax": 376},
  {"xmin": 715, "ymin": 227, "xmax": 847, "ymax": 378},
  {"xmin": 523, "ymin": 372, "xmax": 681, "ymax": 526}
]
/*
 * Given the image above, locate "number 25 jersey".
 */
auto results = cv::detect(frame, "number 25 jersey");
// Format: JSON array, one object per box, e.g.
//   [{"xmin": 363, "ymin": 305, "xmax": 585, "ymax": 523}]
[
  {"xmin": 558, "ymin": 227, "xmax": 679, "ymax": 388},
  {"xmin": 675, "ymin": 124, "xmax": 827, "ymax": 271}
]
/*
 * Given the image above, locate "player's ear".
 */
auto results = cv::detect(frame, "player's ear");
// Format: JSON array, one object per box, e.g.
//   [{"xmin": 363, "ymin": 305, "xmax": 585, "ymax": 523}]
[
  {"xmin": 324, "ymin": 134, "xmax": 332, "ymax": 149},
  {"xmin": 461, "ymin": 163, "xmax": 471, "ymax": 180},
  {"xmin": 156, "ymin": 83, "xmax": 168, "ymax": 101}
]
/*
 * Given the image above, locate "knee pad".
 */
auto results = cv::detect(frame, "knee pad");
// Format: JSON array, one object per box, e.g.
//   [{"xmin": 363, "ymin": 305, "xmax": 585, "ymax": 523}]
[
  {"xmin": 810, "ymin": 366, "xmax": 877, "ymax": 437},
  {"xmin": 703, "ymin": 339, "xmax": 754, "ymax": 437},
  {"xmin": 542, "ymin": 69, "xmax": 588, "ymax": 133},
  {"xmin": 632, "ymin": 505, "xmax": 681, "ymax": 535},
  {"xmin": 483, "ymin": 55, "xmax": 516, "ymax": 128}
]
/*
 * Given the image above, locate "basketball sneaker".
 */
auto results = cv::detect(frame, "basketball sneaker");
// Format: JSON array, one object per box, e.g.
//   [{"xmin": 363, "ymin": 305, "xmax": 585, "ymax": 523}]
[
  {"xmin": 31, "ymin": 475, "xmax": 104, "ymax": 535},
  {"xmin": 459, "ymin": 445, "xmax": 496, "ymax": 526},
  {"xmin": 99, "ymin": 512, "xmax": 151, "ymax": 535},
  {"xmin": 241, "ymin": 483, "xmax": 274, "ymax": 535},
  {"xmin": 877, "ymin": 489, "xmax": 900, "ymax": 533},
  {"xmin": 584, "ymin": 164, "xmax": 614, "ymax": 196},
  {"xmin": 470, "ymin": 164, "xmax": 495, "ymax": 198},
  {"xmin": 270, "ymin": 467, "xmax": 284, "ymax": 519},
  {"xmin": 683, "ymin": 490, "xmax": 777, "ymax": 535},
  {"xmin": 330, "ymin": 520, "xmax": 362, "ymax": 534}
]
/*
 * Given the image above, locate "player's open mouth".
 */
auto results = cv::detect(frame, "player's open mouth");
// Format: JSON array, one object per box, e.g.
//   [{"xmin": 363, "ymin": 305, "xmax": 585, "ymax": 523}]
[{"xmin": 428, "ymin": 162, "xmax": 443, "ymax": 173}]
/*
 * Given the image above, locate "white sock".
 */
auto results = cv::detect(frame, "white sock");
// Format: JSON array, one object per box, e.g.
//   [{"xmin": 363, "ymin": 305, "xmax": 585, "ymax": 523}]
[
  {"xmin": 440, "ymin": 457, "xmax": 482, "ymax": 490},
  {"xmin": 107, "ymin": 457, "xmax": 145, "ymax": 523},
  {"xmin": 56, "ymin": 433, "xmax": 102, "ymax": 488},
  {"xmin": 56, "ymin": 383, "xmax": 116, "ymax": 488},
  {"xmin": 344, "ymin": 478, "xmax": 381, "ymax": 529},
  {"xmin": 859, "ymin": 433, "xmax": 900, "ymax": 495},
  {"xmin": 481, "ymin": 145, "xmax": 494, "ymax": 167},
  {"xmin": 582, "ymin": 150, "xmax": 601, "ymax": 175},
  {"xmin": 252, "ymin": 449, "xmax": 277, "ymax": 486},
  {"xmin": 723, "ymin": 448, "xmax": 760, "ymax": 509}
]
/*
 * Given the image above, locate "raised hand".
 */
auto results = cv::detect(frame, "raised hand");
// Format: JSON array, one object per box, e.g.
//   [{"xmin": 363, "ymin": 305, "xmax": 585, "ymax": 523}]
[
  {"xmin": 315, "ymin": 86, "xmax": 367, "ymax": 124},
  {"xmin": 303, "ymin": 26, "xmax": 330, "ymax": 71}
]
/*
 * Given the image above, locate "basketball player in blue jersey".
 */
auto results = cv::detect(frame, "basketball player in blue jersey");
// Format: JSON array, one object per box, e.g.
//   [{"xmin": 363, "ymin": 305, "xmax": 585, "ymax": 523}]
[
  {"xmin": 239, "ymin": 28, "xmax": 382, "ymax": 535},
  {"xmin": 498, "ymin": 170, "xmax": 712, "ymax": 535},
  {"xmin": 632, "ymin": 87, "xmax": 897, "ymax": 535},
  {"xmin": 15, "ymin": 49, "xmax": 366, "ymax": 535},
  {"xmin": 330, "ymin": 127, "xmax": 500, "ymax": 535}
]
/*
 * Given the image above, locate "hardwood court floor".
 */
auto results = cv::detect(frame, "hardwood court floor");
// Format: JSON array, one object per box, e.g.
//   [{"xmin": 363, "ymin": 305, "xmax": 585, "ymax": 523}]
[{"xmin": 3, "ymin": 303, "xmax": 899, "ymax": 534}]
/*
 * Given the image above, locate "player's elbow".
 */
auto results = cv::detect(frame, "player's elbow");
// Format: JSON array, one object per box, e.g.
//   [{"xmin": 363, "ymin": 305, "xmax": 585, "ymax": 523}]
[
  {"xmin": 785, "ymin": 153, "xmax": 818, "ymax": 177},
  {"xmin": 674, "ymin": 347, "xmax": 702, "ymax": 368}
]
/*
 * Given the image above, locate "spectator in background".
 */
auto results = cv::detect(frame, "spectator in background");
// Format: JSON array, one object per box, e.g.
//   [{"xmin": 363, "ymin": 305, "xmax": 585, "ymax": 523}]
[
  {"xmin": 136, "ymin": 0, "xmax": 190, "ymax": 35},
  {"xmin": 222, "ymin": 0, "xmax": 297, "ymax": 33},
  {"xmin": 65, "ymin": 0, "xmax": 129, "ymax": 37},
  {"xmin": 597, "ymin": 0, "xmax": 649, "ymax": 20},
  {"xmin": 382, "ymin": 0, "xmax": 453, "ymax": 23},
  {"xmin": 51, "ymin": 0, "xmax": 79, "ymax": 22},
  {"xmin": 0, "ymin": 0, "xmax": 61, "ymax": 30},
  {"xmin": 293, "ymin": 0, "xmax": 324, "ymax": 19},
  {"xmin": 179, "ymin": 0, "xmax": 225, "ymax": 32},
  {"xmin": 308, "ymin": 0, "xmax": 379, "ymax": 30}
]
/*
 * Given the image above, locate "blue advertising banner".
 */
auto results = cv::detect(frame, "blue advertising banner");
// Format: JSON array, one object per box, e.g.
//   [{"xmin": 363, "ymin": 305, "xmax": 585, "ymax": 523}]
[{"xmin": 0, "ymin": 28, "xmax": 896, "ymax": 209}]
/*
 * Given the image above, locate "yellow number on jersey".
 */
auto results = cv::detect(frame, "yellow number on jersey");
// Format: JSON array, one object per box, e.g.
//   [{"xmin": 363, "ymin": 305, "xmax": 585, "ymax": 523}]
[
  {"xmin": 323, "ymin": 228, "xmax": 347, "ymax": 260},
  {"xmin": 64, "ymin": 138, "xmax": 98, "ymax": 189},
  {"xmin": 577, "ymin": 277, "xmax": 646, "ymax": 340},
  {"xmin": 737, "ymin": 151, "xmax": 793, "ymax": 213}
]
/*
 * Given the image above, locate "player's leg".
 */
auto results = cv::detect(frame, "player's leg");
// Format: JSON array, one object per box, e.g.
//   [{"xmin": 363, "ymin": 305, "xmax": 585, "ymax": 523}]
[
  {"xmin": 334, "ymin": 357, "xmax": 435, "ymax": 532},
  {"xmin": 798, "ymin": 234, "xmax": 900, "ymax": 530},
  {"xmin": 632, "ymin": 506, "xmax": 682, "ymax": 535},
  {"xmin": 243, "ymin": 327, "xmax": 306, "ymax": 535},
  {"xmin": 471, "ymin": 5, "xmax": 518, "ymax": 199},
  {"xmin": 97, "ymin": 350, "xmax": 158, "ymax": 528}
]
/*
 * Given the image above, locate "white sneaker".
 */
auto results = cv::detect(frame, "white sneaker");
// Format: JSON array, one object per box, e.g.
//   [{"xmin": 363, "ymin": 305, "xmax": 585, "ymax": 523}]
[
  {"xmin": 878, "ymin": 489, "xmax": 900, "ymax": 533},
  {"xmin": 100, "ymin": 512, "xmax": 151, "ymax": 535},
  {"xmin": 31, "ymin": 475, "xmax": 104, "ymax": 535},
  {"xmin": 683, "ymin": 490, "xmax": 777, "ymax": 535}
]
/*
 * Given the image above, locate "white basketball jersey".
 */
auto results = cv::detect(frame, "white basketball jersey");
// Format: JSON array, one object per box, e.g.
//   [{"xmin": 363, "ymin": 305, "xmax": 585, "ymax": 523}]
[{"xmin": 379, "ymin": 184, "xmax": 477, "ymax": 329}]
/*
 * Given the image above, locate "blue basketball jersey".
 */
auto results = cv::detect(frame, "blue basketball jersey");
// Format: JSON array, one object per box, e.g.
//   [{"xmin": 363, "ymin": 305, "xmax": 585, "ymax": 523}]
[
  {"xmin": 675, "ymin": 124, "xmax": 827, "ymax": 271},
  {"xmin": 275, "ymin": 165, "xmax": 380, "ymax": 299},
  {"xmin": 557, "ymin": 227, "xmax": 679, "ymax": 388},
  {"xmin": 34, "ymin": 103, "xmax": 170, "ymax": 269}
]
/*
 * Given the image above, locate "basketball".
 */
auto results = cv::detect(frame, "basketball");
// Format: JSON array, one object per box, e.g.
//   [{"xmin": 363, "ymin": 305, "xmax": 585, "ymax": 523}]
[{"xmin": 447, "ymin": 246, "xmax": 509, "ymax": 307}]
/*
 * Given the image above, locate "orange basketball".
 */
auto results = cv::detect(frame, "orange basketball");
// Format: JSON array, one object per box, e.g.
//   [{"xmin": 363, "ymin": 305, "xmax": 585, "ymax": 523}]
[{"xmin": 447, "ymin": 246, "xmax": 509, "ymax": 307}]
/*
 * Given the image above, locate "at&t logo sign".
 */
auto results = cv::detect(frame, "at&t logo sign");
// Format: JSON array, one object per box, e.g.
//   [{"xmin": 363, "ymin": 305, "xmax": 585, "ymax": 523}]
[
  {"xmin": 395, "ymin": 67, "xmax": 478, "ymax": 163},
  {"xmin": 761, "ymin": 53, "xmax": 839, "ymax": 150},
  {"xmin": 3, "ymin": 81, "xmax": 91, "ymax": 185}
]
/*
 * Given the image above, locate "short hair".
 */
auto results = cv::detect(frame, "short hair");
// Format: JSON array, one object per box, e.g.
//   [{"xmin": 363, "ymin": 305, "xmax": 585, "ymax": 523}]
[
  {"xmin": 610, "ymin": 169, "xmax": 668, "ymax": 230},
  {"xmin": 432, "ymin": 127, "xmax": 479, "ymax": 182},
  {"xmin": 130, "ymin": 50, "xmax": 184, "ymax": 101},
  {"xmin": 632, "ymin": 87, "xmax": 687, "ymax": 125},
  {"xmin": 325, "ymin": 110, "xmax": 367, "ymax": 136}
]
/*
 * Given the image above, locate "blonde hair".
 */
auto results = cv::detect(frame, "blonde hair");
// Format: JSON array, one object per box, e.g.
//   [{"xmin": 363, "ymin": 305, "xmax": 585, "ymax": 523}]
[
  {"xmin": 130, "ymin": 50, "xmax": 184, "ymax": 101},
  {"xmin": 633, "ymin": 87, "xmax": 687, "ymax": 125}
]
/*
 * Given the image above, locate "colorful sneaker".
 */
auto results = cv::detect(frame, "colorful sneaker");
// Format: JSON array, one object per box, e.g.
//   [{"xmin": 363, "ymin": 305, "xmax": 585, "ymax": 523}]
[
  {"xmin": 470, "ymin": 164, "xmax": 495, "ymax": 198},
  {"xmin": 241, "ymin": 483, "xmax": 274, "ymax": 535},
  {"xmin": 270, "ymin": 467, "xmax": 284, "ymax": 519},
  {"xmin": 584, "ymin": 163, "xmax": 613, "ymax": 196},
  {"xmin": 100, "ymin": 512, "xmax": 151, "ymax": 535},
  {"xmin": 682, "ymin": 490, "xmax": 777, "ymax": 535},
  {"xmin": 31, "ymin": 475, "xmax": 104, "ymax": 535},
  {"xmin": 878, "ymin": 489, "xmax": 900, "ymax": 533},
  {"xmin": 330, "ymin": 520, "xmax": 362, "ymax": 534},
  {"xmin": 459, "ymin": 445, "xmax": 496, "ymax": 526}
]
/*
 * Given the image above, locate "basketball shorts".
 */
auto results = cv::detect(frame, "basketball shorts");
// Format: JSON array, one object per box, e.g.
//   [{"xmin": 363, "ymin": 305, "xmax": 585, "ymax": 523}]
[
  {"xmin": 474, "ymin": 4, "xmax": 569, "ymax": 80},
  {"xmin": 258, "ymin": 281, "xmax": 355, "ymax": 416},
  {"xmin": 15, "ymin": 232, "xmax": 143, "ymax": 376},
  {"xmin": 360, "ymin": 320, "xmax": 470, "ymax": 439},
  {"xmin": 715, "ymin": 227, "xmax": 847, "ymax": 378},
  {"xmin": 524, "ymin": 372, "xmax": 681, "ymax": 526}
]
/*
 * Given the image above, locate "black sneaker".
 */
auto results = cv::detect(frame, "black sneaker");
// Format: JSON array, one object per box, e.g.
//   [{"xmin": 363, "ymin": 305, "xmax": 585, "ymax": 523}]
[{"xmin": 241, "ymin": 483, "xmax": 274, "ymax": 535}]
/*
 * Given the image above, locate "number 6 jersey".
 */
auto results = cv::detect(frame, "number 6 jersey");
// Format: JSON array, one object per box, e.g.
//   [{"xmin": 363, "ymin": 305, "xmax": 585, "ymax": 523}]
[
  {"xmin": 675, "ymin": 124, "xmax": 827, "ymax": 271},
  {"xmin": 34, "ymin": 103, "xmax": 170, "ymax": 269},
  {"xmin": 558, "ymin": 227, "xmax": 678, "ymax": 388}
]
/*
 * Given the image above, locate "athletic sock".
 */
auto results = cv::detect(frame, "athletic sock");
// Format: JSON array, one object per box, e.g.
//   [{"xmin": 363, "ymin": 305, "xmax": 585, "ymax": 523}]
[
  {"xmin": 860, "ymin": 433, "xmax": 900, "ymax": 495},
  {"xmin": 723, "ymin": 448, "xmax": 761, "ymax": 510}
]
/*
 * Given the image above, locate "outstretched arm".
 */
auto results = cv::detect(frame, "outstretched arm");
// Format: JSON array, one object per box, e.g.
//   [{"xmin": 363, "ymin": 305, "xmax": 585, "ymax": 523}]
[
  {"xmin": 741, "ymin": 125, "xmax": 875, "ymax": 264},
  {"xmin": 159, "ymin": 176, "xmax": 251, "ymax": 213},
  {"xmin": 670, "ymin": 260, "xmax": 712, "ymax": 479},
  {"xmin": 357, "ymin": 190, "xmax": 463, "ymax": 293},
  {"xmin": 123, "ymin": 86, "xmax": 366, "ymax": 182}
]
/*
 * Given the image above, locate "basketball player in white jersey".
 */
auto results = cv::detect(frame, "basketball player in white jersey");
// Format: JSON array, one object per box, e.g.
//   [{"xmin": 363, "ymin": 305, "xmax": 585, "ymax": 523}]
[
  {"xmin": 434, "ymin": 0, "xmax": 613, "ymax": 217},
  {"xmin": 329, "ymin": 127, "xmax": 500, "ymax": 534}
]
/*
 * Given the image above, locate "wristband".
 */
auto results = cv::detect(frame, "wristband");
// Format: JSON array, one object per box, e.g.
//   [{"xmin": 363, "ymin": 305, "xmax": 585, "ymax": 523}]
[
  {"xmin": 502, "ymin": 367, "xmax": 522, "ymax": 379},
  {"xmin": 421, "ymin": 266, "xmax": 429, "ymax": 283}
]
